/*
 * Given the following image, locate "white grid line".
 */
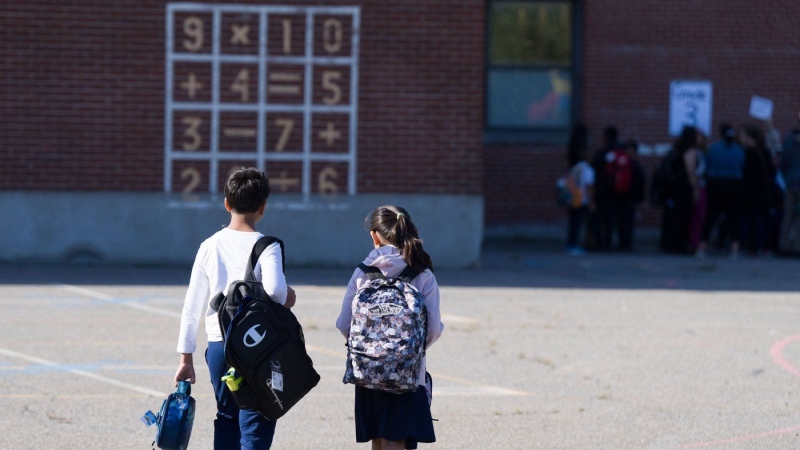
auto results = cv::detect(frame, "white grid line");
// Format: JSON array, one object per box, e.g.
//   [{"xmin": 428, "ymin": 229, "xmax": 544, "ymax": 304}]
[{"xmin": 164, "ymin": 4, "xmax": 360, "ymax": 200}]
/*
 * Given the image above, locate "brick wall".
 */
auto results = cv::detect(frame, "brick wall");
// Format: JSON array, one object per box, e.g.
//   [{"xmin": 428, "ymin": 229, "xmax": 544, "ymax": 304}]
[
  {"xmin": 486, "ymin": 0, "xmax": 800, "ymax": 227},
  {"xmin": 5, "ymin": 1, "xmax": 799, "ymax": 228},
  {"xmin": 0, "ymin": 1, "xmax": 484, "ymax": 195}
]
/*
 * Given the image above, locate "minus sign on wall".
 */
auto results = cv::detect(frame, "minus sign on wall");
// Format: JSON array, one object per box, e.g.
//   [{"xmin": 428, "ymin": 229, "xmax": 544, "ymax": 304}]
[{"xmin": 223, "ymin": 128, "xmax": 257, "ymax": 138}]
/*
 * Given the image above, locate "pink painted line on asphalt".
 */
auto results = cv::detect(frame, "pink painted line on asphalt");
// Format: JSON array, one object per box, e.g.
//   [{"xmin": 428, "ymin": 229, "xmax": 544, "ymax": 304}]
[
  {"xmin": 658, "ymin": 424, "xmax": 800, "ymax": 449},
  {"xmin": 770, "ymin": 334, "xmax": 800, "ymax": 378},
  {"xmin": 647, "ymin": 335, "xmax": 800, "ymax": 449}
]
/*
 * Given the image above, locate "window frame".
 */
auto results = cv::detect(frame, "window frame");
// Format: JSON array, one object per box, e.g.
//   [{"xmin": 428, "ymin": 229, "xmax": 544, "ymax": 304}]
[{"xmin": 483, "ymin": 0, "xmax": 583, "ymax": 145}]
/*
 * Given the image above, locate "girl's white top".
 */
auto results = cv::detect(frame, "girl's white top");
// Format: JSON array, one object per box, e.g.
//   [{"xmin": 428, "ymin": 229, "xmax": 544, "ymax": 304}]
[
  {"xmin": 177, "ymin": 228, "xmax": 287, "ymax": 354},
  {"xmin": 336, "ymin": 245, "xmax": 445, "ymax": 385},
  {"xmin": 571, "ymin": 161, "xmax": 595, "ymax": 206}
]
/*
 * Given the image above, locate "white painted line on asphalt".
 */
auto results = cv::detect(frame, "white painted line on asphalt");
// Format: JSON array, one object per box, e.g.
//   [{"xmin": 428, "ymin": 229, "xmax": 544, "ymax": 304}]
[
  {"xmin": 56, "ymin": 284, "xmax": 181, "ymax": 319},
  {"xmin": 0, "ymin": 365, "xmax": 209, "ymax": 372},
  {"xmin": 0, "ymin": 347, "xmax": 167, "ymax": 398}
]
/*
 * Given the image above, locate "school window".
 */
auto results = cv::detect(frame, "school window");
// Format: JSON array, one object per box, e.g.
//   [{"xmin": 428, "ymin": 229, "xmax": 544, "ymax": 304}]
[{"xmin": 485, "ymin": 0, "xmax": 580, "ymax": 144}]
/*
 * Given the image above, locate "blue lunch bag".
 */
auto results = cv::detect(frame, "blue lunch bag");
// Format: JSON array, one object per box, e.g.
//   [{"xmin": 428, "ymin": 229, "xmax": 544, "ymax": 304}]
[{"xmin": 143, "ymin": 381, "xmax": 196, "ymax": 450}]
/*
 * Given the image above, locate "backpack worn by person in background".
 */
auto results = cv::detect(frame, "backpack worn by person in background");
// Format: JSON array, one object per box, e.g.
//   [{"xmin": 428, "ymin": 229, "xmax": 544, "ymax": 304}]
[
  {"xmin": 605, "ymin": 148, "xmax": 633, "ymax": 194},
  {"xmin": 556, "ymin": 167, "xmax": 584, "ymax": 208},
  {"xmin": 343, "ymin": 264, "xmax": 427, "ymax": 394},
  {"xmin": 210, "ymin": 236, "xmax": 320, "ymax": 421},
  {"xmin": 141, "ymin": 380, "xmax": 196, "ymax": 450},
  {"xmin": 650, "ymin": 151, "xmax": 677, "ymax": 207}
]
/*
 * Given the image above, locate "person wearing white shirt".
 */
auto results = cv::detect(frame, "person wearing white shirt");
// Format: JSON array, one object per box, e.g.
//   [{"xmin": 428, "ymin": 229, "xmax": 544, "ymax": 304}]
[{"xmin": 174, "ymin": 168, "xmax": 295, "ymax": 450}]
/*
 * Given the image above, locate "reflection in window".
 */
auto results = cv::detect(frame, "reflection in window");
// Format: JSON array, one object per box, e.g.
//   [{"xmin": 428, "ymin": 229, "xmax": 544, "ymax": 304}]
[{"xmin": 487, "ymin": 1, "xmax": 574, "ymax": 130}]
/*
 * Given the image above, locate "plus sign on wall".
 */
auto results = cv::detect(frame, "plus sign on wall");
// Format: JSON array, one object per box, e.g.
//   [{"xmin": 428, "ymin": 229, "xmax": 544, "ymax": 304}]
[{"xmin": 164, "ymin": 4, "xmax": 360, "ymax": 202}]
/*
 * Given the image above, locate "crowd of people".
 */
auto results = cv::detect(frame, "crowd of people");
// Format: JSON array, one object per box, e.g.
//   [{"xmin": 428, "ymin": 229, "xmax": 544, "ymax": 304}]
[
  {"xmin": 560, "ymin": 111, "xmax": 800, "ymax": 258},
  {"xmin": 560, "ymin": 125, "xmax": 646, "ymax": 255}
]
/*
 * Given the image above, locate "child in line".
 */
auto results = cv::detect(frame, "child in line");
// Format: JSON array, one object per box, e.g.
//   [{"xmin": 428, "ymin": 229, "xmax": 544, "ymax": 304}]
[
  {"xmin": 174, "ymin": 167, "xmax": 296, "ymax": 450},
  {"xmin": 336, "ymin": 205, "xmax": 445, "ymax": 450},
  {"xmin": 564, "ymin": 123, "xmax": 595, "ymax": 255}
]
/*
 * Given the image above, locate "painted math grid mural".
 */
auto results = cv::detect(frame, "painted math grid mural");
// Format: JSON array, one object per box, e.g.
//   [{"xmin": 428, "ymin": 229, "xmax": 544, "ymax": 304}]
[{"xmin": 164, "ymin": 4, "xmax": 360, "ymax": 200}]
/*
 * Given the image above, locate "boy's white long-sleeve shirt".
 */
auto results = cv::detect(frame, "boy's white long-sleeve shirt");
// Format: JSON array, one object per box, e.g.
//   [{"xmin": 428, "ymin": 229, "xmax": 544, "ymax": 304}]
[
  {"xmin": 177, "ymin": 228, "xmax": 287, "ymax": 354},
  {"xmin": 335, "ymin": 245, "xmax": 444, "ymax": 385}
]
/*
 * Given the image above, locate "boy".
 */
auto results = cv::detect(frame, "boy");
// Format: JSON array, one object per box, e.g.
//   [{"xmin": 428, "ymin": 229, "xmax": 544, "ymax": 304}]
[{"xmin": 174, "ymin": 167, "xmax": 296, "ymax": 449}]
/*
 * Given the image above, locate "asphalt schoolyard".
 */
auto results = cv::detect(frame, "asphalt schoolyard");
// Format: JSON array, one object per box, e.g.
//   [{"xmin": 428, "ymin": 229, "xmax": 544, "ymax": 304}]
[{"xmin": 2, "ymin": 240, "xmax": 800, "ymax": 449}]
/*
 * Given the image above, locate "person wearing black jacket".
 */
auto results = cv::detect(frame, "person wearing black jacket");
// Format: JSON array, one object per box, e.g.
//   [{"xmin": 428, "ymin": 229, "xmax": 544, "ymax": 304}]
[{"xmin": 740, "ymin": 125, "xmax": 777, "ymax": 254}]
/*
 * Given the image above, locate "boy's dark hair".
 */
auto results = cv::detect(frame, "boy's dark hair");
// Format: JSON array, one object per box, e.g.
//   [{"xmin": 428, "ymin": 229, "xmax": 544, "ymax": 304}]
[
  {"xmin": 224, "ymin": 167, "xmax": 270, "ymax": 213},
  {"xmin": 365, "ymin": 205, "xmax": 433, "ymax": 273}
]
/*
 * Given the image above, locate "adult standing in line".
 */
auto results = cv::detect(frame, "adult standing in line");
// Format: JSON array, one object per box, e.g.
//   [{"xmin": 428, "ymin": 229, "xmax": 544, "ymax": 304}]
[
  {"xmin": 658, "ymin": 126, "xmax": 698, "ymax": 254},
  {"xmin": 589, "ymin": 127, "xmax": 620, "ymax": 251},
  {"xmin": 604, "ymin": 140, "xmax": 646, "ymax": 252},
  {"xmin": 739, "ymin": 125, "xmax": 777, "ymax": 255},
  {"xmin": 779, "ymin": 111, "xmax": 800, "ymax": 254},
  {"xmin": 695, "ymin": 124, "xmax": 745, "ymax": 258},
  {"xmin": 686, "ymin": 129, "xmax": 708, "ymax": 253}
]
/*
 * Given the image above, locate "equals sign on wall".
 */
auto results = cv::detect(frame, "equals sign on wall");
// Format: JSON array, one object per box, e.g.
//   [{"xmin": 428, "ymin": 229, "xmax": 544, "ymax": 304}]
[{"xmin": 267, "ymin": 73, "xmax": 302, "ymax": 95}]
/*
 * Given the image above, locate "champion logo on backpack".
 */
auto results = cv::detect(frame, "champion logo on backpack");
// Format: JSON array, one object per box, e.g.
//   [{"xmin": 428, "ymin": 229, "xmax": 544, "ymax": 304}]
[
  {"xmin": 210, "ymin": 236, "xmax": 320, "ymax": 420},
  {"xmin": 243, "ymin": 324, "xmax": 266, "ymax": 348}
]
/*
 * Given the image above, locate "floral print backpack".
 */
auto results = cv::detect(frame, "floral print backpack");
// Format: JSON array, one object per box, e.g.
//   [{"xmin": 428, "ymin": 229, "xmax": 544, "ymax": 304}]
[{"xmin": 343, "ymin": 263, "xmax": 427, "ymax": 393}]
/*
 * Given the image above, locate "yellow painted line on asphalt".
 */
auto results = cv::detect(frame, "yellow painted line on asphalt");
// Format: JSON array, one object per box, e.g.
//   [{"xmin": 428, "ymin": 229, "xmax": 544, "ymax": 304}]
[
  {"xmin": 307, "ymin": 345, "xmax": 344, "ymax": 358},
  {"xmin": 56, "ymin": 284, "xmax": 181, "ymax": 319},
  {"xmin": 0, "ymin": 347, "xmax": 166, "ymax": 398},
  {"xmin": 307, "ymin": 346, "xmax": 531, "ymax": 397},
  {"xmin": 430, "ymin": 372, "xmax": 532, "ymax": 397},
  {"xmin": 441, "ymin": 313, "xmax": 480, "ymax": 324}
]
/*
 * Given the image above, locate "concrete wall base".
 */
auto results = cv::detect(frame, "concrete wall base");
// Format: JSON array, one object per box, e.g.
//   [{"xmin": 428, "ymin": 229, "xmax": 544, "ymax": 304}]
[{"xmin": 1, "ymin": 192, "xmax": 484, "ymax": 269}]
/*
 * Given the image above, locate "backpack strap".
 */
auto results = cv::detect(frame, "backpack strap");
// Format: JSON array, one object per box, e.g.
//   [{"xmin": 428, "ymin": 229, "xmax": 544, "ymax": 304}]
[
  {"xmin": 358, "ymin": 263, "xmax": 425, "ymax": 282},
  {"xmin": 245, "ymin": 236, "xmax": 285, "ymax": 282},
  {"xmin": 396, "ymin": 265, "xmax": 422, "ymax": 282},
  {"xmin": 357, "ymin": 263, "xmax": 385, "ymax": 280}
]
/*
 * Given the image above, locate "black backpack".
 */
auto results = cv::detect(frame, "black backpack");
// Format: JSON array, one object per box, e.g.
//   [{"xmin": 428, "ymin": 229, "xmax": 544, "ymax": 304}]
[
  {"xmin": 210, "ymin": 236, "xmax": 320, "ymax": 420},
  {"xmin": 650, "ymin": 150, "xmax": 677, "ymax": 207}
]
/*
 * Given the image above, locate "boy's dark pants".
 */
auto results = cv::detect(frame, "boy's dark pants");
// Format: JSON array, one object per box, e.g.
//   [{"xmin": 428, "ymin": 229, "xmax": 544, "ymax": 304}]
[{"xmin": 206, "ymin": 341, "xmax": 277, "ymax": 450}]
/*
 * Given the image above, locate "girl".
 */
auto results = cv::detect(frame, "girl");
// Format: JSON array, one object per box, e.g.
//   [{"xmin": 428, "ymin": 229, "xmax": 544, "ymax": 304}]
[
  {"xmin": 563, "ymin": 123, "xmax": 595, "ymax": 255},
  {"xmin": 336, "ymin": 205, "xmax": 445, "ymax": 450}
]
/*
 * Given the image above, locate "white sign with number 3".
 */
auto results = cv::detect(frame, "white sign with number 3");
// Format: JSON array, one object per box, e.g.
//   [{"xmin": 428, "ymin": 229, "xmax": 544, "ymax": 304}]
[{"xmin": 669, "ymin": 80, "xmax": 713, "ymax": 137}]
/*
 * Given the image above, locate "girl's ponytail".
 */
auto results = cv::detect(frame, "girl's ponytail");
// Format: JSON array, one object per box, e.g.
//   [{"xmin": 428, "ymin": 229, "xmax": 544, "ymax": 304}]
[{"xmin": 366, "ymin": 205, "xmax": 434, "ymax": 272}]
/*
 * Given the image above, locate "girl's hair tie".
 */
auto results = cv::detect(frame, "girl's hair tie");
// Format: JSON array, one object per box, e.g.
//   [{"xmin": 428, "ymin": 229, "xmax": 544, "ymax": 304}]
[{"xmin": 396, "ymin": 212, "xmax": 405, "ymax": 220}]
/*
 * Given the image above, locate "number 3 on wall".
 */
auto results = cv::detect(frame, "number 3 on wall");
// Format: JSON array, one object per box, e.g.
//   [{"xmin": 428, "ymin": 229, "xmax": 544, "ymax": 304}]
[{"xmin": 181, "ymin": 116, "xmax": 202, "ymax": 151}]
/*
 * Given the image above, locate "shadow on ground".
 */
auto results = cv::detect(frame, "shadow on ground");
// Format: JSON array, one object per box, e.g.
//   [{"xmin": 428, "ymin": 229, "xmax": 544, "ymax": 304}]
[{"xmin": 1, "ymin": 239, "xmax": 799, "ymax": 292}]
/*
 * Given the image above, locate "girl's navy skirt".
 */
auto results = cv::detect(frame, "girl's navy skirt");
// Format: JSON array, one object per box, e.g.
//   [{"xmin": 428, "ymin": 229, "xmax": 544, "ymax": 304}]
[{"xmin": 354, "ymin": 384, "xmax": 435, "ymax": 449}]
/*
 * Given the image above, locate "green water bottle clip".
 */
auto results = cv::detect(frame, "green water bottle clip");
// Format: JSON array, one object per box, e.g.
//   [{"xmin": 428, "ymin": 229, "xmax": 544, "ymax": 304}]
[{"xmin": 221, "ymin": 367, "xmax": 243, "ymax": 392}]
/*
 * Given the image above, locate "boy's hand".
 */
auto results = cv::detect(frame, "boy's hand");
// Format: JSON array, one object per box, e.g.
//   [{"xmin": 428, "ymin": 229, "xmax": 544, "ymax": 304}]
[
  {"xmin": 175, "ymin": 353, "xmax": 196, "ymax": 385},
  {"xmin": 284, "ymin": 286, "xmax": 296, "ymax": 309}
]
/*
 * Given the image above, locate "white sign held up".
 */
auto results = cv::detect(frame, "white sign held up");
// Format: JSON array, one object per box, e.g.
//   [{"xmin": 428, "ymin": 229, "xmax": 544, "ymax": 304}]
[{"xmin": 749, "ymin": 95, "xmax": 774, "ymax": 121}]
